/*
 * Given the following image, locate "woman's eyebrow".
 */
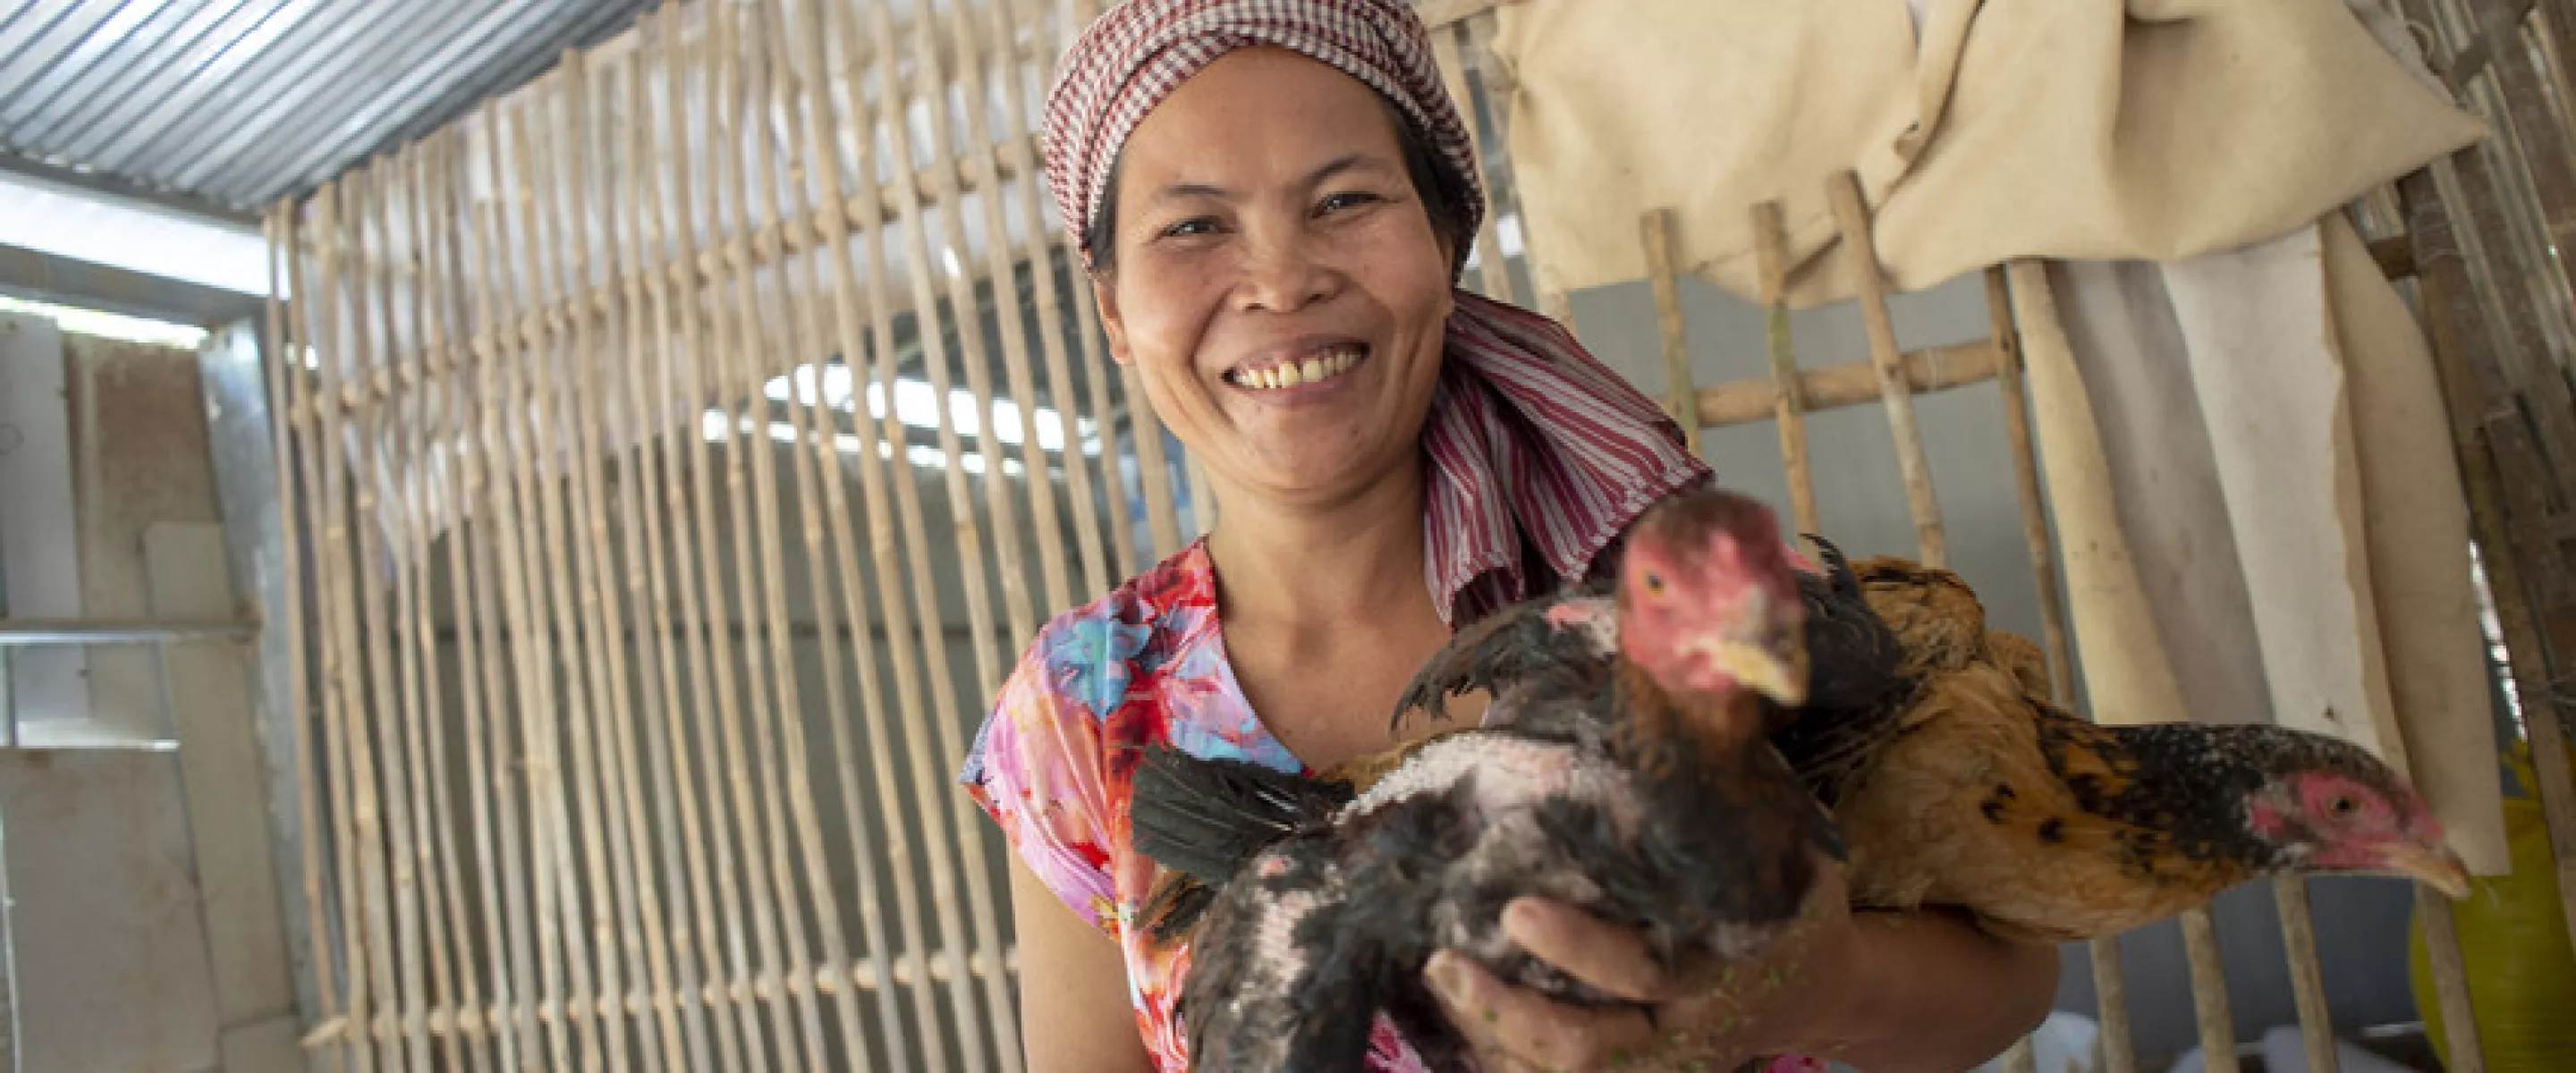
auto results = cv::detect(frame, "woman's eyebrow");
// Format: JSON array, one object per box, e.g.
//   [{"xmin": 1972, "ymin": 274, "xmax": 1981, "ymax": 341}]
[
  {"xmin": 1145, "ymin": 153, "xmax": 1394, "ymax": 204},
  {"xmin": 1302, "ymin": 153, "xmax": 1382, "ymax": 187}
]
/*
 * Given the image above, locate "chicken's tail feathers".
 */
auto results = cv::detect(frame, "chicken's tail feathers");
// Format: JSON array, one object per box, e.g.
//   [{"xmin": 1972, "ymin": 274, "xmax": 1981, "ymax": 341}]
[
  {"xmin": 1139, "ymin": 870, "xmax": 1216, "ymax": 946},
  {"xmin": 1799, "ymin": 531, "xmax": 1856, "ymax": 587},
  {"xmin": 1129, "ymin": 742, "xmax": 1353, "ymax": 888}
]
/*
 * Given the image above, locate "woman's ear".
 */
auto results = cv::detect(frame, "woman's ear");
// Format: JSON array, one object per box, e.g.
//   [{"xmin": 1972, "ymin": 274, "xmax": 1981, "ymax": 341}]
[{"xmin": 1094, "ymin": 275, "xmax": 1135, "ymax": 367}]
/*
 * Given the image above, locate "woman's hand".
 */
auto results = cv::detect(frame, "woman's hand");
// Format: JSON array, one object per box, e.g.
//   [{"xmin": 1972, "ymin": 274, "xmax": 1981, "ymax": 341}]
[
  {"xmin": 1421, "ymin": 849, "xmax": 2061, "ymax": 1073},
  {"xmin": 1423, "ymin": 849, "xmax": 1865, "ymax": 1072}
]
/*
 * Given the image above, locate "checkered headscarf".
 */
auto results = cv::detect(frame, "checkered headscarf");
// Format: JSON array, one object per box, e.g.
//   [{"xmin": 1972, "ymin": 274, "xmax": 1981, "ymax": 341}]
[
  {"xmin": 1042, "ymin": 0, "xmax": 1486, "ymax": 268},
  {"xmin": 1044, "ymin": 0, "xmax": 1714, "ymax": 624}
]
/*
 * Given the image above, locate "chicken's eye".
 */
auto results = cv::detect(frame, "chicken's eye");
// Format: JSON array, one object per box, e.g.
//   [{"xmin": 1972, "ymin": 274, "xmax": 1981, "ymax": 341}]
[
  {"xmin": 2326, "ymin": 794, "xmax": 2359, "ymax": 817},
  {"xmin": 1643, "ymin": 573, "xmax": 1666, "ymax": 596}
]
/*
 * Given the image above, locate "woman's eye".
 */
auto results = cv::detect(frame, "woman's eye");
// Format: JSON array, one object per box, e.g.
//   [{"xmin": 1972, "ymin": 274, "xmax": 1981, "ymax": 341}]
[
  {"xmin": 1318, "ymin": 190, "xmax": 1382, "ymax": 215},
  {"xmin": 1157, "ymin": 217, "xmax": 1219, "ymax": 240}
]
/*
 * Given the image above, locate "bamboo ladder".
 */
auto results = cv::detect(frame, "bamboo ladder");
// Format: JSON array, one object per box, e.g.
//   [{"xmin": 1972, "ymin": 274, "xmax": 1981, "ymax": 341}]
[
  {"xmin": 1618, "ymin": 186, "xmax": 2496, "ymax": 1073},
  {"xmin": 1422, "ymin": 0, "xmax": 2576, "ymax": 1069}
]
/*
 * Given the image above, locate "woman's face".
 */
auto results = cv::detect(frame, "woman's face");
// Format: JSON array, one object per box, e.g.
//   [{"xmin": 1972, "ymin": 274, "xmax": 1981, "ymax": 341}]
[{"xmin": 1095, "ymin": 46, "xmax": 1457, "ymax": 510}]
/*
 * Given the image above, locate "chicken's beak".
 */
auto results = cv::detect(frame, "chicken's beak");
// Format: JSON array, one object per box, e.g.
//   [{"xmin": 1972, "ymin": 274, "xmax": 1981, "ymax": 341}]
[
  {"xmin": 2380, "ymin": 841, "xmax": 2474, "ymax": 900},
  {"xmin": 1712, "ymin": 634, "xmax": 1808, "ymax": 708}
]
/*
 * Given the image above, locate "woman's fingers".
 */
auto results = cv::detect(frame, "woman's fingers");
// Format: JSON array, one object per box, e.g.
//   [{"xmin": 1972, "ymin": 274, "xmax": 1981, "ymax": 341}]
[
  {"xmin": 1425, "ymin": 949, "xmax": 1662, "ymax": 1070},
  {"xmin": 1500, "ymin": 897, "xmax": 1670, "ymax": 1003}
]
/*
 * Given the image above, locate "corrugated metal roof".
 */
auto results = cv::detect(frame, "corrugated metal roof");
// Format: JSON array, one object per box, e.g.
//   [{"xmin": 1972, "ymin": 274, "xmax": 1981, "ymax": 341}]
[{"xmin": 0, "ymin": 0, "xmax": 657, "ymax": 217}]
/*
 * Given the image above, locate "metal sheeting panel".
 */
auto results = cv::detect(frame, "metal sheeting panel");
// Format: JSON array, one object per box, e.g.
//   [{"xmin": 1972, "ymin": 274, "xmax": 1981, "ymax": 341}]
[{"xmin": 0, "ymin": 0, "xmax": 655, "ymax": 214}]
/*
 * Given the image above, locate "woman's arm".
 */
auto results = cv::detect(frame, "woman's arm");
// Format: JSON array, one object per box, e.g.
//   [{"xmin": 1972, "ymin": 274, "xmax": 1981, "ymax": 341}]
[
  {"xmin": 1806, "ymin": 908, "xmax": 2061, "ymax": 1073},
  {"xmin": 1011, "ymin": 862, "xmax": 1156, "ymax": 1073}
]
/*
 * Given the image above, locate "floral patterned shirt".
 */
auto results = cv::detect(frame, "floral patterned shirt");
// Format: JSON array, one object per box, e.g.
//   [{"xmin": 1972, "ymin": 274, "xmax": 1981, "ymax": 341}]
[{"xmin": 956, "ymin": 537, "xmax": 1828, "ymax": 1072}]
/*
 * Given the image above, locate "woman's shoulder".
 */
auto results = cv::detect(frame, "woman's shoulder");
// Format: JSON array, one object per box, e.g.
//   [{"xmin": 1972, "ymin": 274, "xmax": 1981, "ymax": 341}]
[
  {"xmin": 960, "ymin": 538, "xmax": 1224, "ymax": 790},
  {"xmin": 1005, "ymin": 538, "xmax": 1223, "ymax": 706}
]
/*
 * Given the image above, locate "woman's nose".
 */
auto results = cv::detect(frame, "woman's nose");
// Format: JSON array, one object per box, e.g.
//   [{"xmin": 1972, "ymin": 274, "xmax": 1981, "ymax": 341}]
[{"xmin": 1232, "ymin": 232, "xmax": 1340, "ymax": 313}]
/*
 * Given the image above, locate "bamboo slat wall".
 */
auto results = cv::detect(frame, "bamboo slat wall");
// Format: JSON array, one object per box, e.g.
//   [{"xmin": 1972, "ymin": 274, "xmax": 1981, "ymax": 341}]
[
  {"xmin": 267, "ymin": 0, "xmax": 1201, "ymax": 1067},
  {"xmin": 261, "ymin": 0, "xmax": 2576, "ymax": 1070}
]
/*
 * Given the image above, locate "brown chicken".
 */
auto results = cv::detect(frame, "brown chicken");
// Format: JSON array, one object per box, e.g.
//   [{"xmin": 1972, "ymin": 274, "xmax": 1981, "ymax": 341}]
[
  {"xmin": 1812, "ymin": 556, "xmax": 2471, "ymax": 942},
  {"xmin": 1133, "ymin": 545, "xmax": 2473, "ymax": 953}
]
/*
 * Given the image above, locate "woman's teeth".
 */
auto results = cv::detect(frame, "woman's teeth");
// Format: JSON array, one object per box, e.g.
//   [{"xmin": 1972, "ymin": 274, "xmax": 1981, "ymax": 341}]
[{"xmin": 1233, "ymin": 347, "xmax": 1362, "ymax": 390}]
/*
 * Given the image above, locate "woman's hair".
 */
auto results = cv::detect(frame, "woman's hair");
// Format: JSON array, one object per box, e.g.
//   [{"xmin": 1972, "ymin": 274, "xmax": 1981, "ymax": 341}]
[{"xmin": 1083, "ymin": 96, "xmax": 1474, "ymax": 280}]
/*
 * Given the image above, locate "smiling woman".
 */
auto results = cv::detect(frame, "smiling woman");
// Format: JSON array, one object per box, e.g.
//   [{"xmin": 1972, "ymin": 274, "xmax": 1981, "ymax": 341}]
[{"xmin": 953, "ymin": 2, "xmax": 2059, "ymax": 1071}]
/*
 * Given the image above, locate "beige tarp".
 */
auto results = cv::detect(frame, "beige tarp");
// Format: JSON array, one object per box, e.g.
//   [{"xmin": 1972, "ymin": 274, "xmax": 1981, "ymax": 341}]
[
  {"xmin": 1486, "ymin": 0, "xmax": 2509, "ymax": 870},
  {"xmin": 2046, "ymin": 217, "xmax": 2506, "ymax": 874},
  {"xmin": 1488, "ymin": 0, "xmax": 2488, "ymax": 308}
]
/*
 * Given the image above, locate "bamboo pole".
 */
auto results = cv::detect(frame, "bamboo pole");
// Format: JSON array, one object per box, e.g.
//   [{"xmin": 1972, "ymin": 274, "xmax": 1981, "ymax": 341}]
[
  {"xmin": 2403, "ymin": 39, "xmax": 2576, "ymax": 566},
  {"xmin": 1979, "ymin": 270, "xmax": 2074, "ymax": 709},
  {"xmin": 386, "ymin": 142, "xmax": 471, "ymax": 1073},
  {"xmin": 1640, "ymin": 208, "xmax": 1701, "ymax": 457},
  {"xmin": 2410, "ymin": 182, "xmax": 2576, "ymax": 950},
  {"xmin": 2272, "ymin": 879, "xmax": 2341, "ymax": 1073},
  {"xmin": 265, "ymin": 200, "xmax": 348, "ymax": 1073},
  {"xmin": 895, "ymin": 0, "xmax": 1040, "ymax": 705},
  {"xmin": 851, "ymin": 0, "xmax": 1020, "ymax": 1060},
  {"xmin": 1751, "ymin": 202, "xmax": 1818, "ymax": 536},
  {"xmin": 1988, "ymin": 267, "xmax": 2132, "ymax": 1073},
  {"xmin": 493, "ymin": 101, "xmax": 596, "ymax": 1073},
  {"xmin": 2462, "ymin": 1, "xmax": 2576, "ymax": 298},
  {"xmin": 315, "ymin": 176, "xmax": 401, "ymax": 1073},
  {"xmin": 658, "ymin": 13, "xmax": 782, "ymax": 1067},
  {"xmin": 738, "ymin": 6, "xmax": 894, "ymax": 1065},
  {"xmin": 511, "ymin": 89, "xmax": 629, "ymax": 1073},
  {"xmin": 1038, "ymin": 0, "xmax": 1142, "ymax": 587},
  {"xmin": 282, "ymin": 135, "xmax": 1049, "ymax": 405},
  {"xmin": 308, "ymin": 950, "xmax": 1013, "ymax": 1045},
  {"xmin": 983, "ymin": 0, "xmax": 1113, "ymax": 604},
  {"xmin": 697, "ymin": 3, "xmax": 825, "ymax": 1061},
  {"xmin": 791, "ymin": 0, "xmax": 971, "ymax": 1063},
  {"xmin": 465, "ymin": 107, "xmax": 551, "ymax": 1073},
  {"xmin": 431, "ymin": 126, "xmax": 525, "ymax": 1073},
  {"xmin": 1996, "ymin": 259, "xmax": 2137, "ymax": 1073},
  {"xmin": 610, "ymin": 21, "xmax": 722, "ymax": 1067},
  {"xmin": 1970, "ymin": 265, "xmax": 2073, "ymax": 1073},
  {"xmin": 2416, "ymin": 892, "xmax": 2487, "ymax": 1073},
  {"xmin": 1429, "ymin": 20, "xmax": 1514, "ymax": 304},
  {"xmin": 1073, "ymin": 282, "xmax": 1140, "ymax": 579},
  {"xmin": 1129, "ymin": 374, "xmax": 1184, "ymax": 560},
  {"xmin": 1824, "ymin": 170, "xmax": 1945, "ymax": 567},
  {"xmin": 367, "ymin": 158, "xmax": 440, "ymax": 1068},
  {"xmin": 301, "ymin": 182, "xmax": 377, "ymax": 1073},
  {"xmin": 530, "ymin": 62, "xmax": 661, "ymax": 1068},
  {"xmin": 1692, "ymin": 342, "xmax": 2001, "ymax": 430},
  {"xmin": 2178, "ymin": 908, "xmax": 2241, "ymax": 1073},
  {"xmin": 2408, "ymin": 162, "xmax": 2576, "ymax": 1004},
  {"xmin": 350, "ymin": 164, "xmax": 439, "ymax": 1072},
  {"xmin": 937, "ymin": 0, "xmax": 1074, "ymax": 621},
  {"xmin": 562, "ymin": 46, "xmax": 694, "ymax": 1069},
  {"xmin": 422, "ymin": 131, "xmax": 500, "ymax": 1073},
  {"xmin": 753, "ymin": 0, "xmax": 914, "ymax": 1060}
]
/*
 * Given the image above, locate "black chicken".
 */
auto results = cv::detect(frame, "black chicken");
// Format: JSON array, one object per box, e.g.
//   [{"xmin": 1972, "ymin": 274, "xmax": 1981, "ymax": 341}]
[
  {"xmin": 1141, "ymin": 487, "xmax": 1832, "ymax": 1071},
  {"xmin": 1131, "ymin": 533, "xmax": 1900, "ymax": 947}
]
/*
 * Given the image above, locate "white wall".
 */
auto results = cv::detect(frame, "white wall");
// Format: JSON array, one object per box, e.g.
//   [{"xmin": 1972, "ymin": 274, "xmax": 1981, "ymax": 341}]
[{"xmin": 0, "ymin": 321, "xmax": 300, "ymax": 1073}]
